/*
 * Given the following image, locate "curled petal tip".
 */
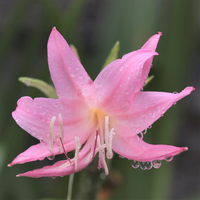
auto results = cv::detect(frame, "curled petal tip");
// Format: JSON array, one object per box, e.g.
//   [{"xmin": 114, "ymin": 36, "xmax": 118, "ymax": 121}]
[
  {"xmin": 158, "ymin": 32, "xmax": 162, "ymax": 36},
  {"xmin": 7, "ymin": 163, "xmax": 12, "ymax": 167},
  {"xmin": 52, "ymin": 27, "xmax": 57, "ymax": 31},
  {"xmin": 182, "ymin": 147, "xmax": 188, "ymax": 151}
]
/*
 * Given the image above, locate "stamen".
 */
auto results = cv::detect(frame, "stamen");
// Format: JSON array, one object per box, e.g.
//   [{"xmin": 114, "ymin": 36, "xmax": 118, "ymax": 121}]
[
  {"xmin": 97, "ymin": 136, "xmax": 109, "ymax": 175},
  {"xmin": 105, "ymin": 116, "xmax": 115, "ymax": 159},
  {"xmin": 92, "ymin": 130, "xmax": 98, "ymax": 160},
  {"xmin": 85, "ymin": 138, "xmax": 106, "ymax": 164},
  {"xmin": 59, "ymin": 137, "xmax": 72, "ymax": 163},
  {"xmin": 105, "ymin": 116, "xmax": 109, "ymax": 148},
  {"xmin": 49, "ymin": 116, "xmax": 56, "ymax": 153},
  {"xmin": 59, "ymin": 113, "xmax": 64, "ymax": 140},
  {"xmin": 106, "ymin": 128, "xmax": 115, "ymax": 159},
  {"xmin": 74, "ymin": 136, "xmax": 81, "ymax": 172}
]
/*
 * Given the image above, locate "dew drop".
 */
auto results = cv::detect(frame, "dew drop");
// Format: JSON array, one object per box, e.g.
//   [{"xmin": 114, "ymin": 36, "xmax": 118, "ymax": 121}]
[
  {"xmin": 138, "ymin": 132, "xmax": 143, "ymax": 139},
  {"xmin": 148, "ymin": 125, "xmax": 152, "ymax": 129},
  {"xmin": 78, "ymin": 75, "xmax": 83, "ymax": 79},
  {"xmin": 47, "ymin": 155, "xmax": 55, "ymax": 160},
  {"xmin": 165, "ymin": 156, "xmax": 173, "ymax": 162},
  {"xmin": 131, "ymin": 160, "xmax": 140, "ymax": 169},
  {"xmin": 119, "ymin": 155, "xmax": 124, "ymax": 159},
  {"xmin": 173, "ymin": 91, "xmax": 178, "ymax": 94},
  {"xmin": 39, "ymin": 157, "xmax": 45, "ymax": 161},
  {"xmin": 145, "ymin": 161, "xmax": 152, "ymax": 170},
  {"xmin": 120, "ymin": 100, "xmax": 130, "ymax": 111},
  {"xmin": 51, "ymin": 176, "xmax": 56, "ymax": 179},
  {"xmin": 75, "ymin": 67, "xmax": 79, "ymax": 71},
  {"xmin": 152, "ymin": 160, "xmax": 161, "ymax": 169},
  {"xmin": 139, "ymin": 162, "xmax": 147, "ymax": 170}
]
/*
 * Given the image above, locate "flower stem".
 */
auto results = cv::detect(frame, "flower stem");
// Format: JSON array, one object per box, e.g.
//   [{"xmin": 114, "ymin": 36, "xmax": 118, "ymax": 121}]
[
  {"xmin": 74, "ymin": 161, "xmax": 105, "ymax": 200},
  {"xmin": 66, "ymin": 173, "xmax": 75, "ymax": 200}
]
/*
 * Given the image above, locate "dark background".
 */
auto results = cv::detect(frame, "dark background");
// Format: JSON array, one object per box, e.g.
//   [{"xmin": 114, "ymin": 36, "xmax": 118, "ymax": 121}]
[{"xmin": 0, "ymin": 0, "xmax": 199, "ymax": 199}]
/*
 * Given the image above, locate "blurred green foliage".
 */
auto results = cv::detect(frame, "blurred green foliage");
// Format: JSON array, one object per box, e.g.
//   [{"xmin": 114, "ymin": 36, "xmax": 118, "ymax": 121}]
[{"xmin": 0, "ymin": 0, "xmax": 198, "ymax": 200}]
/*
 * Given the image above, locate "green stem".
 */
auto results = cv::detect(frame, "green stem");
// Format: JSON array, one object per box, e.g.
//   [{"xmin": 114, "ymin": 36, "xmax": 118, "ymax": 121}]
[
  {"xmin": 67, "ymin": 174, "xmax": 75, "ymax": 200},
  {"xmin": 74, "ymin": 161, "xmax": 106, "ymax": 200}
]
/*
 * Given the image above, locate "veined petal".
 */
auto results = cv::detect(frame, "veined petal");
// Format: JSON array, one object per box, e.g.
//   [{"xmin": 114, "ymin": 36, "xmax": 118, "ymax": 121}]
[
  {"xmin": 112, "ymin": 134, "xmax": 187, "ymax": 162},
  {"xmin": 94, "ymin": 50, "xmax": 158, "ymax": 112},
  {"xmin": 16, "ymin": 135, "xmax": 94, "ymax": 178},
  {"xmin": 12, "ymin": 96, "xmax": 90, "ymax": 142},
  {"xmin": 48, "ymin": 27, "xmax": 92, "ymax": 99},
  {"xmin": 112, "ymin": 87, "xmax": 194, "ymax": 137}
]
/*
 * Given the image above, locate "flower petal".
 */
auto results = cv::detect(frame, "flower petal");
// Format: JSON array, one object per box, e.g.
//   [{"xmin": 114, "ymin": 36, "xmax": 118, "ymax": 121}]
[
  {"xmin": 12, "ymin": 96, "xmax": 90, "ymax": 142},
  {"xmin": 48, "ymin": 27, "xmax": 93, "ymax": 99},
  {"xmin": 10, "ymin": 96, "xmax": 96, "ymax": 165},
  {"xmin": 94, "ymin": 33, "xmax": 161, "ymax": 113},
  {"xmin": 112, "ymin": 134, "xmax": 187, "ymax": 162},
  {"xmin": 111, "ymin": 87, "xmax": 194, "ymax": 137},
  {"xmin": 141, "ymin": 32, "xmax": 162, "ymax": 51},
  {"xmin": 16, "ymin": 135, "xmax": 94, "ymax": 178}
]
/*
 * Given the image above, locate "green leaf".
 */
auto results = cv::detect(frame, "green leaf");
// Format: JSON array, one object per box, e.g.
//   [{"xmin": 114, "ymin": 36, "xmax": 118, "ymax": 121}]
[
  {"xmin": 19, "ymin": 77, "xmax": 57, "ymax": 98},
  {"xmin": 144, "ymin": 75, "xmax": 154, "ymax": 87},
  {"xmin": 102, "ymin": 41, "xmax": 120, "ymax": 69}
]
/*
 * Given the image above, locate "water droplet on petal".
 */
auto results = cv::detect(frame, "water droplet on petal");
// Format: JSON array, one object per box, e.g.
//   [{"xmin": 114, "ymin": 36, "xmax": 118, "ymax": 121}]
[
  {"xmin": 152, "ymin": 160, "xmax": 161, "ymax": 169},
  {"xmin": 145, "ymin": 162, "xmax": 152, "ymax": 170},
  {"xmin": 131, "ymin": 160, "xmax": 140, "ymax": 169},
  {"xmin": 139, "ymin": 162, "xmax": 147, "ymax": 170},
  {"xmin": 148, "ymin": 125, "xmax": 152, "ymax": 129},
  {"xmin": 165, "ymin": 156, "xmax": 173, "ymax": 162},
  {"xmin": 47, "ymin": 155, "xmax": 55, "ymax": 160},
  {"xmin": 173, "ymin": 91, "xmax": 178, "ymax": 94},
  {"xmin": 138, "ymin": 132, "xmax": 143, "ymax": 139},
  {"xmin": 78, "ymin": 75, "xmax": 83, "ymax": 79},
  {"xmin": 119, "ymin": 155, "xmax": 124, "ymax": 159},
  {"xmin": 51, "ymin": 176, "xmax": 56, "ymax": 179},
  {"xmin": 120, "ymin": 100, "xmax": 130, "ymax": 111}
]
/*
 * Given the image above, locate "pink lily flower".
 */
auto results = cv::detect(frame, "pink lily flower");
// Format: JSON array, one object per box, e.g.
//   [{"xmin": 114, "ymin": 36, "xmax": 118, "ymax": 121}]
[{"xmin": 9, "ymin": 27, "xmax": 194, "ymax": 178}]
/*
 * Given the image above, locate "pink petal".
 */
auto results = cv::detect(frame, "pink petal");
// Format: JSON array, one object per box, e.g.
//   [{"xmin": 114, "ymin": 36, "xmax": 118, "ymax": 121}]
[
  {"xmin": 141, "ymin": 32, "xmax": 162, "ymax": 51},
  {"xmin": 112, "ymin": 134, "xmax": 187, "ymax": 162},
  {"xmin": 48, "ymin": 27, "xmax": 93, "ymax": 99},
  {"xmin": 111, "ymin": 87, "xmax": 194, "ymax": 137},
  {"xmin": 16, "ymin": 135, "xmax": 94, "ymax": 178},
  {"xmin": 93, "ymin": 33, "xmax": 161, "ymax": 113},
  {"xmin": 10, "ymin": 96, "xmax": 96, "ymax": 165},
  {"xmin": 12, "ymin": 96, "xmax": 90, "ymax": 142}
]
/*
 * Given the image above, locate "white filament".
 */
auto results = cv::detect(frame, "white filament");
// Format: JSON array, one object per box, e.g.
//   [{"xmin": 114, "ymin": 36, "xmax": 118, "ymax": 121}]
[
  {"xmin": 74, "ymin": 136, "xmax": 81, "ymax": 172},
  {"xmin": 49, "ymin": 116, "xmax": 56, "ymax": 153}
]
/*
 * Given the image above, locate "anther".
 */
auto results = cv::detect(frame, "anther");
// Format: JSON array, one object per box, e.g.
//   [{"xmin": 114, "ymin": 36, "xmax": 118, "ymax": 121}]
[
  {"xmin": 49, "ymin": 116, "xmax": 56, "ymax": 153},
  {"xmin": 74, "ymin": 136, "xmax": 81, "ymax": 172}
]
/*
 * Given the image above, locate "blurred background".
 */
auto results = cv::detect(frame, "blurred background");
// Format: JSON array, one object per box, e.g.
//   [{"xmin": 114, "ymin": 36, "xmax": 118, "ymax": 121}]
[{"xmin": 0, "ymin": 0, "xmax": 199, "ymax": 199}]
